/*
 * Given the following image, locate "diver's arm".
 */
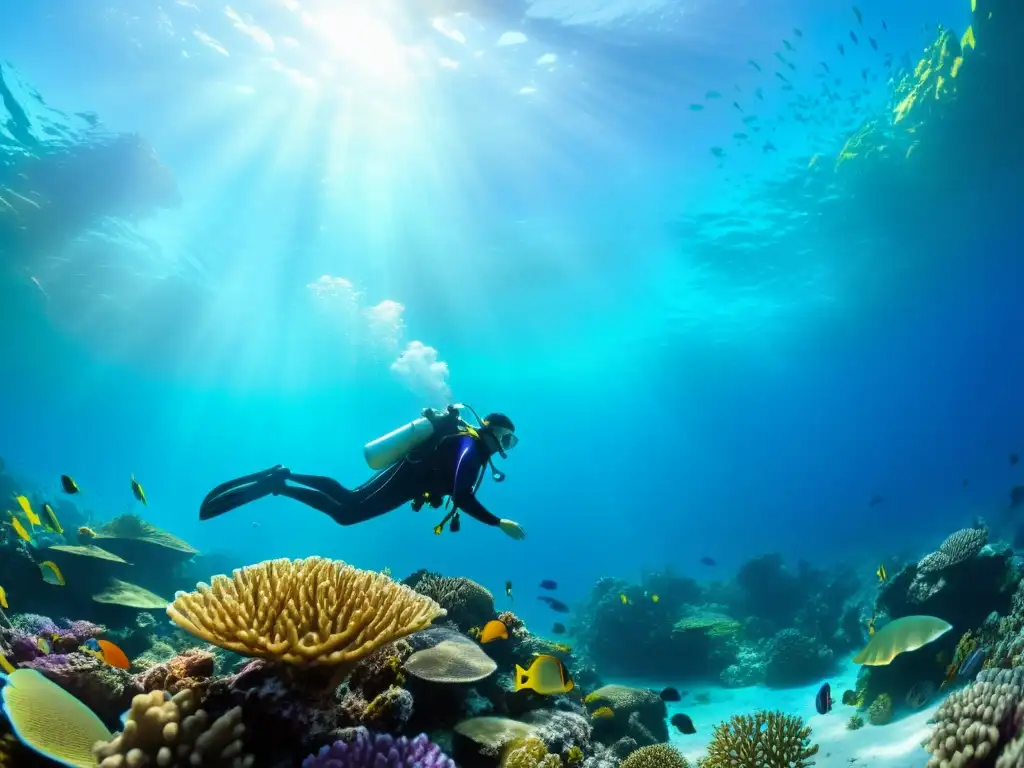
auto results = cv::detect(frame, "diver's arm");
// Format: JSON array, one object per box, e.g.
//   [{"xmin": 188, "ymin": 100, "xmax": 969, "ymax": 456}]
[
  {"xmin": 457, "ymin": 490, "xmax": 502, "ymax": 527},
  {"xmin": 451, "ymin": 447, "xmax": 502, "ymax": 526}
]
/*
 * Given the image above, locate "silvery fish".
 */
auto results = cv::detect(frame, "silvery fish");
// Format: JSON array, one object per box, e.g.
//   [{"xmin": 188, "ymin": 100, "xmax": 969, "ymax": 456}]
[{"xmin": 958, "ymin": 647, "xmax": 987, "ymax": 681}]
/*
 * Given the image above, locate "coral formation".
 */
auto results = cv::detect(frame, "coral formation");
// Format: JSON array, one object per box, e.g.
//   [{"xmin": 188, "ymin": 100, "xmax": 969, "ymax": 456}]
[
  {"xmin": 620, "ymin": 744, "xmax": 689, "ymax": 768},
  {"xmin": 362, "ymin": 685, "xmax": 414, "ymax": 732},
  {"xmin": 303, "ymin": 727, "xmax": 455, "ymax": 768},
  {"xmin": 867, "ymin": 693, "xmax": 893, "ymax": 726},
  {"xmin": 405, "ymin": 571, "xmax": 495, "ymax": 632},
  {"xmin": 584, "ymin": 685, "xmax": 667, "ymax": 745},
  {"xmin": 847, "ymin": 713, "xmax": 864, "ymax": 730},
  {"xmin": 167, "ymin": 557, "xmax": 446, "ymax": 665},
  {"xmin": 93, "ymin": 689, "xmax": 254, "ymax": 767},
  {"xmin": 765, "ymin": 628, "xmax": 834, "ymax": 687},
  {"xmin": 702, "ymin": 711, "xmax": 818, "ymax": 768},
  {"xmin": 502, "ymin": 736, "xmax": 561, "ymax": 768},
  {"xmin": 925, "ymin": 667, "xmax": 1024, "ymax": 766},
  {"xmin": 135, "ymin": 648, "xmax": 217, "ymax": 695}
]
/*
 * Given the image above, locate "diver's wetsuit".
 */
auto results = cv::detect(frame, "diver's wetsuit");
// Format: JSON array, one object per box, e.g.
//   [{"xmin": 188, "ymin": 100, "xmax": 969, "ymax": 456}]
[{"xmin": 198, "ymin": 423, "xmax": 502, "ymax": 528}]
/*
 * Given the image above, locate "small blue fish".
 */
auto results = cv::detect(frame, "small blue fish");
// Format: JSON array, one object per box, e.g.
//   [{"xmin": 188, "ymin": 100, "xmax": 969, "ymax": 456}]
[
  {"xmin": 958, "ymin": 648, "xmax": 988, "ymax": 681},
  {"xmin": 84, "ymin": 638, "xmax": 101, "ymax": 653}
]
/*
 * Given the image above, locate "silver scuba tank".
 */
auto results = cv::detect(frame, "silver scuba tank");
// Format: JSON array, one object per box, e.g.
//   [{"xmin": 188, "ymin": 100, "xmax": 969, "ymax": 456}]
[{"xmin": 363, "ymin": 405, "xmax": 470, "ymax": 470}]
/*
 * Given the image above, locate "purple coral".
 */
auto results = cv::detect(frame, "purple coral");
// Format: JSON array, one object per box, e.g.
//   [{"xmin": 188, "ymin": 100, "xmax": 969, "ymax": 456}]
[{"xmin": 303, "ymin": 728, "xmax": 454, "ymax": 768}]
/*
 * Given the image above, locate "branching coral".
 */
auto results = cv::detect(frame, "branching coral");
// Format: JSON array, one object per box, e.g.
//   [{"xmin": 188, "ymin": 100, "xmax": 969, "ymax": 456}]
[
  {"xmin": 620, "ymin": 744, "xmax": 689, "ymax": 768},
  {"xmin": 703, "ymin": 711, "xmax": 818, "ymax": 768},
  {"xmin": 92, "ymin": 689, "xmax": 254, "ymax": 767},
  {"xmin": 917, "ymin": 527, "xmax": 989, "ymax": 575},
  {"xmin": 926, "ymin": 668, "xmax": 1024, "ymax": 766},
  {"xmin": 167, "ymin": 557, "xmax": 445, "ymax": 665},
  {"xmin": 404, "ymin": 571, "xmax": 495, "ymax": 631},
  {"xmin": 302, "ymin": 727, "xmax": 454, "ymax": 768}
]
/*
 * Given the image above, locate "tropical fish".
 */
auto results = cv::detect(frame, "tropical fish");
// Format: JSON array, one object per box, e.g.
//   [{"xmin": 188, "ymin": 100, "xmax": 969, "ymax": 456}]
[
  {"xmin": 0, "ymin": 585, "xmax": 7, "ymax": 609},
  {"xmin": 734, "ymin": 133, "xmax": 749, "ymax": 140},
  {"xmin": 0, "ymin": 655, "xmax": 14, "ymax": 675},
  {"xmin": 775, "ymin": 72, "xmax": 790, "ymax": 84},
  {"xmin": 793, "ymin": 28, "xmax": 803, "ymax": 37},
  {"xmin": 808, "ymin": 154, "xmax": 819, "ymax": 168},
  {"xmin": 78, "ymin": 526, "xmax": 97, "ymax": 540},
  {"xmin": 882, "ymin": 20, "xmax": 887, "ymax": 32},
  {"xmin": 815, "ymin": 682, "xmax": 833, "ymax": 714},
  {"xmin": 8, "ymin": 513, "xmax": 31, "ymax": 543},
  {"xmin": 732, "ymin": 101, "xmax": 744, "ymax": 113},
  {"xmin": 782, "ymin": 40, "xmax": 794, "ymax": 51},
  {"xmin": 820, "ymin": 62, "xmax": 831, "ymax": 73},
  {"xmin": 619, "ymin": 594, "xmax": 630, "ymax": 605},
  {"xmin": 14, "ymin": 496, "xmax": 40, "ymax": 528},
  {"xmin": 505, "ymin": 580, "xmax": 513, "ymax": 601},
  {"xmin": 850, "ymin": 30, "xmax": 859, "ymax": 44},
  {"xmin": 650, "ymin": 594, "xmax": 660, "ymax": 603},
  {"xmin": 852, "ymin": 6, "xmax": 863, "ymax": 24},
  {"xmin": 671, "ymin": 713, "xmax": 696, "ymax": 735},
  {"xmin": 552, "ymin": 623, "xmax": 566, "ymax": 634},
  {"xmin": 591, "ymin": 707, "xmax": 614, "ymax": 719},
  {"xmin": 1012, "ymin": 454, "xmax": 1019, "ymax": 466},
  {"xmin": 36, "ymin": 637, "xmax": 51, "ymax": 655},
  {"xmin": 537, "ymin": 596, "xmax": 570, "ymax": 613},
  {"xmin": 551, "ymin": 642, "xmax": 572, "ymax": 654},
  {"xmin": 39, "ymin": 561, "xmax": 65, "ymax": 587},
  {"xmin": 958, "ymin": 647, "xmax": 987, "ymax": 681},
  {"xmin": 514, "ymin": 654, "xmax": 574, "ymax": 695},
  {"xmin": 838, "ymin": 44, "xmax": 845, "ymax": 56},
  {"xmin": 41, "ymin": 503, "xmax": 62, "ymax": 535},
  {"xmin": 539, "ymin": 580, "xmax": 558, "ymax": 590},
  {"xmin": 861, "ymin": 68, "xmax": 868, "ymax": 82},
  {"xmin": 60, "ymin": 475, "xmax": 80, "ymax": 494},
  {"xmin": 841, "ymin": 689, "xmax": 858, "ymax": 706},
  {"xmin": 479, "ymin": 620, "xmax": 509, "ymax": 644},
  {"xmin": 869, "ymin": 36, "xmax": 878, "ymax": 51},
  {"xmin": 660, "ymin": 687, "xmax": 681, "ymax": 702},
  {"xmin": 747, "ymin": 59, "xmax": 761, "ymax": 72},
  {"xmin": 131, "ymin": 474, "xmax": 147, "ymax": 505},
  {"xmin": 876, "ymin": 564, "xmax": 887, "ymax": 583},
  {"xmin": 83, "ymin": 638, "xmax": 131, "ymax": 670},
  {"xmin": 853, "ymin": 615, "xmax": 953, "ymax": 666},
  {"xmin": 867, "ymin": 616, "xmax": 876, "ymax": 636},
  {"xmin": 763, "ymin": 141, "xmax": 777, "ymax": 153}
]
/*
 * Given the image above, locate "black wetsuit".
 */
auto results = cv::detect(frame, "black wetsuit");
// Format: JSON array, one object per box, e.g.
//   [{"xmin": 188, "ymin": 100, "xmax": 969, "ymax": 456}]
[{"xmin": 199, "ymin": 422, "xmax": 502, "ymax": 528}]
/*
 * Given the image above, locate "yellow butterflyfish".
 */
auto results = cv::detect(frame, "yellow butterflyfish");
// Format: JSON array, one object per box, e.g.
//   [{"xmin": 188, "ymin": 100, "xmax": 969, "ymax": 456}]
[
  {"xmin": 39, "ymin": 561, "xmax": 65, "ymax": 587},
  {"xmin": 0, "ymin": 585, "xmax": 7, "ymax": 609},
  {"xmin": 8, "ymin": 513, "xmax": 31, "ymax": 543},
  {"xmin": 14, "ymin": 496, "xmax": 40, "ymax": 528}
]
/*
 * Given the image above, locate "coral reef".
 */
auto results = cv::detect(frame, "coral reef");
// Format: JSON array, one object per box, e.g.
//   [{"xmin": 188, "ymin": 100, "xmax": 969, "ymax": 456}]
[
  {"xmin": 405, "ymin": 571, "xmax": 496, "ymax": 632},
  {"xmin": 764, "ymin": 628, "xmax": 834, "ymax": 687},
  {"xmin": 135, "ymin": 648, "xmax": 217, "ymax": 695},
  {"xmin": 168, "ymin": 557, "xmax": 446, "ymax": 665},
  {"xmin": 867, "ymin": 693, "xmax": 893, "ymax": 726},
  {"xmin": 303, "ymin": 727, "xmax": 455, "ymax": 768},
  {"xmin": 702, "ymin": 711, "xmax": 818, "ymax": 768},
  {"xmin": 502, "ymin": 736, "xmax": 561, "ymax": 768},
  {"xmin": 93, "ymin": 689, "xmax": 253, "ymax": 767},
  {"xmin": 620, "ymin": 744, "xmax": 689, "ymax": 768},
  {"xmin": 584, "ymin": 685, "xmax": 667, "ymax": 746},
  {"xmin": 926, "ymin": 668, "xmax": 1024, "ymax": 766}
]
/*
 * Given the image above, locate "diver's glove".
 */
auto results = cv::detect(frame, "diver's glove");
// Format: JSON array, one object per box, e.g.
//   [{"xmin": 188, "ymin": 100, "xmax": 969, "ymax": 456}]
[{"xmin": 498, "ymin": 519, "xmax": 527, "ymax": 541}]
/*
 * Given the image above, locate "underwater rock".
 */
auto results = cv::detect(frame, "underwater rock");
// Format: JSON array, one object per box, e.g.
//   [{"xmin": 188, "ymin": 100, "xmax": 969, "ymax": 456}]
[
  {"xmin": 346, "ymin": 639, "xmax": 413, "ymax": 700},
  {"xmin": 404, "ymin": 570, "xmax": 496, "ymax": 632},
  {"xmin": 764, "ymin": 628, "xmax": 834, "ymax": 687},
  {"xmin": 362, "ymin": 685, "xmax": 415, "ymax": 732},
  {"xmin": 584, "ymin": 685, "xmax": 667, "ymax": 746},
  {"xmin": 23, "ymin": 650, "xmax": 141, "ymax": 726}
]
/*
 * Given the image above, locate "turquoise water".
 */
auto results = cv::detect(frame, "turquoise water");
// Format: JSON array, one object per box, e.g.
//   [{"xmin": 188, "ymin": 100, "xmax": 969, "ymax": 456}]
[{"xmin": 0, "ymin": 0, "xmax": 1021, "ymax": 764}]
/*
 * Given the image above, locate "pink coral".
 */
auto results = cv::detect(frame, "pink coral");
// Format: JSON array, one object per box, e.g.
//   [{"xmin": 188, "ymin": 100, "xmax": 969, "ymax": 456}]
[
  {"xmin": 24, "ymin": 652, "xmax": 141, "ymax": 724},
  {"xmin": 135, "ymin": 648, "xmax": 216, "ymax": 695}
]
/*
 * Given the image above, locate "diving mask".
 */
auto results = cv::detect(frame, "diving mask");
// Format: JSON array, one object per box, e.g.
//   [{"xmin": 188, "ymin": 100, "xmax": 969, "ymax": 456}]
[{"xmin": 489, "ymin": 426, "xmax": 518, "ymax": 454}]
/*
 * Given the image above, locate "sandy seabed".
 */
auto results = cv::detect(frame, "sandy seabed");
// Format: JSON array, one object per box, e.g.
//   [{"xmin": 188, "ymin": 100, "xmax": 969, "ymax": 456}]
[{"xmin": 613, "ymin": 660, "xmax": 939, "ymax": 768}]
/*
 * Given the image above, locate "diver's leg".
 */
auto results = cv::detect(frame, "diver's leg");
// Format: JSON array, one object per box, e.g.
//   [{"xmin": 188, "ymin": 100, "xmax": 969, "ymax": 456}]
[
  {"xmin": 286, "ymin": 472, "xmax": 353, "ymax": 500},
  {"xmin": 277, "ymin": 463, "xmax": 423, "ymax": 525},
  {"xmin": 198, "ymin": 466, "xmax": 288, "ymax": 520}
]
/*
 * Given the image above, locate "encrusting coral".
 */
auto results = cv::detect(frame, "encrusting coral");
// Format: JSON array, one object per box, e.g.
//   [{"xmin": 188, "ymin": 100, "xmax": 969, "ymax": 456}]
[
  {"xmin": 702, "ymin": 710, "xmax": 818, "ymax": 768},
  {"xmin": 167, "ymin": 557, "xmax": 446, "ymax": 665},
  {"xmin": 620, "ymin": 743, "xmax": 689, "ymax": 768},
  {"xmin": 502, "ymin": 736, "xmax": 562, "ymax": 768},
  {"xmin": 92, "ymin": 688, "xmax": 254, "ymax": 767},
  {"xmin": 302, "ymin": 727, "xmax": 454, "ymax": 768}
]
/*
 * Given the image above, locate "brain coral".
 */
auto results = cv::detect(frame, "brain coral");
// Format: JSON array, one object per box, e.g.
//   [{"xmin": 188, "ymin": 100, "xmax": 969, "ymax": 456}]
[
  {"xmin": 405, "ymin": 571, "xmax": 495, "ymax": 631},
  {"xmin": 620, "ymin": 744, "xmax": 689, "ymax": 768},
  {"xmin": 926, "ymin": 667, "xmax": 1024, "ymax": 767},
  {"xmin": 703, "ymin": 710, "xmax": 818, "ymax": 768},
  {"xmin": 167, "ymin": 557, "xmax": 446, "ymax": 665}
]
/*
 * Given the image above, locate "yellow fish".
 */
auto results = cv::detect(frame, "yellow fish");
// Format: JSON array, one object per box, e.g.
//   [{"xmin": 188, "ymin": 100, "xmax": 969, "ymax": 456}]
[
  {"xmin": 39, "ymin": 561, "xmax": 65, "ymax": 587},
  {"xmin": 619, "ymin": 594, "xmax": 630, "ymax": 605},
  {"xmin": 651, "ymin": 594, "xmax": 660, "ymax": 603},
  {"xmin": 479, "ymin": 620, "xmax": 509, "ymax": 644},
  {"xmin": 0, "ymin": 585, "xmax": 7, "ymax": 609},
  {"xmin": 867, "ymin": 616, "xmax": 876, "ymax": 636},
  {"xmin": 0, "ymin": 655, "xmax": 14, "ymax": 675},
  {"xmin": 131, "ymin": 474, "xmax": 147, "ymax": 505},
  {"xmin": 14, "ymin": 496, "xmax": 41, "ymax": 528},
  {"xmin": 78, "ymin": 526, "xmax": 97, "ymax": 540},
  {"xmin": 876, "ymin": 564, "xmax": 887, "ymax": 584},
  {"xmin": 961, "ymin": 26, "xmax": 975, "ymax": 50},
  {"xmin": 808, "ymin": 154, "xmax": 819, "ymax": 169},
  {"xmin": 8, "ymin": 513, "xmax": 31, "ymax": 543},
  {"xmin": 36, "ymin": 637, "xmax": 50, "ymax": 655},
  {"xmin": 41, "ymin": 503, "xmax": 62, "ymax": 535},
  {"xmin": 514, "ymin": 654, "xmax": 575, "ymax": 696}
]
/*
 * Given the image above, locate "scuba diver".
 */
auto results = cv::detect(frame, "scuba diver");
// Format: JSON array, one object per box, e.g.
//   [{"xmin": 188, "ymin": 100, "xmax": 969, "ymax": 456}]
[{"xmin": 198, "ymin": 404, "xmax": 527, "ymax": 540}]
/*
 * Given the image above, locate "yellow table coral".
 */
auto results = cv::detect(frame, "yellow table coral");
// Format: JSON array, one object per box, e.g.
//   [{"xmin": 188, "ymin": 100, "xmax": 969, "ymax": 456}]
[
  {"xmin": 167, "ymin": 557, "xmax": 446, "ymax": 665},
  {"xmin": 703, "ymin": 710, "xmax": 818, "ymax": 768}
]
